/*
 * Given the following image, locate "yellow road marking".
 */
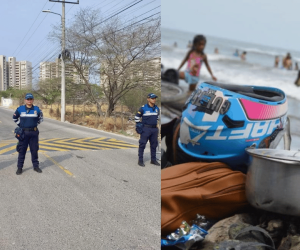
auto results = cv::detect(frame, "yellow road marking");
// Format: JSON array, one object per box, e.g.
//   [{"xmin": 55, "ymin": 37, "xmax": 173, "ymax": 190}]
[
  {"xmin": 40, "ymin": 138, "xmax": 76, "ymax": 143},
  {"xmin": 39, "ymin": 145, "xmax": 68, "ymax": 151},
  {"xmin": 72, "ymin": 139, "xmax": 137, "ymax": 148},
  {"xmin": 43, "ymin": 141, "xmax": 103, "ymax": 150},
  {"xmin": 107, "ymin": 138, "xmax": 118, "ymax": 142},
  {"xmin": 42, "ymin": 152, "xmax": 73, "ymax": 177},
  {"xmin": 40, "ymin": 142, "xmax": 87, "ymax": 150},
  {"xmin": 0, "ymin": 140, "xmax": 16, "ymax": 143},
  {"xmin": 57, "ymin": 138, "xmax": 78, "ymax": 142},
  {"xmin": 0, "ymin": 145, "xmax": 17, "ymax": 154},
  {"xmin": 90, "ymin": 137, "xmax": 108, "ymax": 142},
  {"xmin": 83, "ymin": 138, "xmax": 137, "ymax": 146},
  {"xmin": 0, "ymin": 137, "xmax": 137, "ymax": 155},
  {"xmin": 46, "ymin": 140, "xmax": 132, "ymax": 150}
]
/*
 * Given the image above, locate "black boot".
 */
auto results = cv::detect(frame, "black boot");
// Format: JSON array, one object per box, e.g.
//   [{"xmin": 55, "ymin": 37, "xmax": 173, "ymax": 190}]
[
  {"xmin": 34, "ymin": 167, "xmax": 42, "ymax": 173},
  {"xmin": 16, "ymin": 169, "xmax": 23, "ymax": 175},
  {"xmin": 138, "ymin": 160, "xmax": 145, "ymax": 167},
  {"xmin": 150, "ymin": 160, "xmax": 160, "ymax": 166}
]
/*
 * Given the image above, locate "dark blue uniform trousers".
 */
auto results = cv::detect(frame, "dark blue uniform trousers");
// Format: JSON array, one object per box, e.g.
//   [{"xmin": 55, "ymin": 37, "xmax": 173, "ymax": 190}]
[
  {"xmin": 17, "ymin": 130, "xmax": 39, "ymax": 169},
  {"xmin": 138, "ymin": 127, "xmax": 158, "ymax": 161}
]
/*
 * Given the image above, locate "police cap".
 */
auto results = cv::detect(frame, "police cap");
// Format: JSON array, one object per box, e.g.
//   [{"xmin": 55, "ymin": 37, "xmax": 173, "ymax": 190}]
[
  {"xmin": 25, "ymin": 93, "xmax": 34, "ymax": 99},
  {"xmin": 147, "ymin": 93, "xmax": 158, "ymax": 99}
]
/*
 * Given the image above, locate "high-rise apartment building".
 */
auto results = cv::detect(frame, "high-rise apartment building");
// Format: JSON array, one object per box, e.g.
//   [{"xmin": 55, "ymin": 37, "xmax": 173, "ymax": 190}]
[
  {"xmin": 39, "ymin": 59, "xmax": 89, "ymax": 84},
  {"xmin": 8, "ymin": 57, "xmax": 16, "ymax": 88},
  {"xmin": 0, "ymin": 55, "xmax": 32, "ymax": 90},
  {"xmin": 0, "ymin": 55, "xmax": 8, "ymax": 91},
  {"xmin": 19, "ymin": 61, "xmax": 32, "ymax": 89}
]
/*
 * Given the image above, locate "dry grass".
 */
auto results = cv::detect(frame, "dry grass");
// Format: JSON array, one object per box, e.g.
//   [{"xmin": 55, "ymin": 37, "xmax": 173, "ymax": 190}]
[
  {"xmin": 9, "ymin": 103, "xmax": 138, "ymax": 138},
  {"xmin": 40, "ymin": 104, "xmax": 129, "ymax": 113}
]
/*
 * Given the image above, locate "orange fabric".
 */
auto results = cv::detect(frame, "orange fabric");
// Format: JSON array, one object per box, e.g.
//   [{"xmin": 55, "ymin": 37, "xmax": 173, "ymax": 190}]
[{"xmin": 161, "ymin": 162, "xmax": 249, "ymax": 236}]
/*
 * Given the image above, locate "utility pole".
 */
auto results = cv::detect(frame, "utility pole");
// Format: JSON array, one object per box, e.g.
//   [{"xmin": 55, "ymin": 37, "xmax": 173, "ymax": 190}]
[
  {"xmin": 61, "ymin": 1, "xmax": 65, "ymax": 122},
  {"xmin": 49, "ymin": 0, "xmax": 79, "ymax": 122}
]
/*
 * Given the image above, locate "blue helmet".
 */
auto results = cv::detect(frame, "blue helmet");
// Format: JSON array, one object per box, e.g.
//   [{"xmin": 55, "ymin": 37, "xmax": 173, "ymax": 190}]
[{"xmin": 178, "ymin": 82, "xmax": 288, "ymax": 169}]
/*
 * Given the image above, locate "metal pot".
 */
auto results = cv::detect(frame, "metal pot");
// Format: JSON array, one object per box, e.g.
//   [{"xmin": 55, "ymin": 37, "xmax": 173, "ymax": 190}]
[{"xmin": 245, "ymin": 148, "xmax": 300, "ymax": 216}]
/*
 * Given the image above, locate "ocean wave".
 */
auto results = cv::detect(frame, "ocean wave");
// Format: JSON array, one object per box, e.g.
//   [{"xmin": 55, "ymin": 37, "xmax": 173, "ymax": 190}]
[
  {"xmin": 162, "ymin": 55, "xmax": 300, "ymax": 102},
  {"xmin": 207, "ymin": 54, "xmax": 234, "ymax": 61},
  {"xmin": 293, "ymin": 56, "xmax": 300, "ymax": 63},
  {"xmin": 237, "ymin": 48, "xmax": 300, "ymax": 63},
  {"xmin": 162, "ymin": 43, "xmax": 189, "ymax": 53},
  {"xmin": 240, "ymin": 47, "xmax": 282, "ymax": 57},
  {"xmin": 162, "ymin": 57, "xmax": 183, "ymax": 70}
]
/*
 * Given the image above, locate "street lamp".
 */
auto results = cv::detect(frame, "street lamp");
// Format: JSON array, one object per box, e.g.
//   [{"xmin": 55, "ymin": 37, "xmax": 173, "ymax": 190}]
[
  {"xmin": 42, "ymin": 10, "xmax": 61, "ymax": 16},
  {"xmin": 42, "ymin": 8, "xmax": 66, "ymax": 122}
]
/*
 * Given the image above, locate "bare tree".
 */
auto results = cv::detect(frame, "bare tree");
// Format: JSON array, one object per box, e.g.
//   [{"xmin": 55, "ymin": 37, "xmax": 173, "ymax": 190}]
[{"xmin": 51, "ymin": 7, "xmax": 160, "ymax": 117}]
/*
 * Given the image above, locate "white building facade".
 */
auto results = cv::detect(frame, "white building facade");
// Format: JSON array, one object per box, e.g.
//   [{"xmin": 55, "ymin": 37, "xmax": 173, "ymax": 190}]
[
  {"xmin": 0, "ymin": 55, "xmax": 8, "ymax": 91},
  {"xmin": 20, "ymin": 61, "xmax": 32, "ymax": 89},
  {"xmin": 39, "ymin": 59, "xmax": 88, "ymax": 84},
  {"xmin": 0, "ymin": 55, "xmax": 32, "ymax": 90}
]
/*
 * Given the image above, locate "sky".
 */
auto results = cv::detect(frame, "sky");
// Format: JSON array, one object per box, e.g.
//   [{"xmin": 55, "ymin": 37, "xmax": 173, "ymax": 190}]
[
  {"xmin": 162, "ymin": 0, "xmax": 300, "ymax": 52},
  {"xmin": 0, "ymin": 0, "xmax": 160, "ymax": 79}
]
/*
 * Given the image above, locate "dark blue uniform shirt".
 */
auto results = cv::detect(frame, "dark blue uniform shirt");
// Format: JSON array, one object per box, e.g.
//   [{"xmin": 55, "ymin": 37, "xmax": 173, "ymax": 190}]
[
  {"xmin": 13, "ymin": 105, "xmax": 43, "ymax": 128},
  {"xmin": 135, "ymin": 104, "xmax": 160, "ymax": 126}
]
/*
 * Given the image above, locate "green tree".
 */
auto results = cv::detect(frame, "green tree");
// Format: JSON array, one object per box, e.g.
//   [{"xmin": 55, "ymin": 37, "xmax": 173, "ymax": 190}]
[
  {"xmin": 34, "ymin": 78, "xmax": 62, "ymax": 107},
  {"xmin": 0, "ymin": 88, "xmax": 29, "ymax": 105},
  {"xmin": 121, "ymin": 86, "xmax": 161, "ymax": 114}
]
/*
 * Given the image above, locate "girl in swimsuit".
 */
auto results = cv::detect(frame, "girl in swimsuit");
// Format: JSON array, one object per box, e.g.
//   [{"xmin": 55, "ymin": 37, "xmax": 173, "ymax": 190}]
[{"xmin": 178, "ymin": 35, "xmax": 217, "ymax": 91}]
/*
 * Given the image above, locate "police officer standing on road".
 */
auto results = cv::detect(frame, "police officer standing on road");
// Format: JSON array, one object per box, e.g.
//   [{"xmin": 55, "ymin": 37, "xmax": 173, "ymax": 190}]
[
  {"xmin": 13, "ymin": 93, "xmax": 43, "ymax": 175},
  {"xmin": 135, "ymin": 93, "xmax": 160, "ymax": 167}
]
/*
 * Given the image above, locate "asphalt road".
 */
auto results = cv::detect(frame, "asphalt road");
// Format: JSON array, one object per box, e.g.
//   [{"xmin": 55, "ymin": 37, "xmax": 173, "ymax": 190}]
[{"xmin": 0, "ymin": 106, "xmax": 160, "ymax": 250}]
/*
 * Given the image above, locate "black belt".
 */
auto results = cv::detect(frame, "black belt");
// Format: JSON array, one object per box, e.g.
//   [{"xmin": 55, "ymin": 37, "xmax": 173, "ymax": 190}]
[
  {"xmin": 22, "ymin": 127, "xmax": 37, "ymax": 131},
  {"xmin": 143, "ymin": 124, "xmax": 157, "ymax": 128}
]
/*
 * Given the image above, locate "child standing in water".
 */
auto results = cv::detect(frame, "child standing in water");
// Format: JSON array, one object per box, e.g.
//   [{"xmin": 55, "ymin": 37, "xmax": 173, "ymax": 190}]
[{"xmin": 178, "ymin": 35, "xmax": 217, "ymax": 91}]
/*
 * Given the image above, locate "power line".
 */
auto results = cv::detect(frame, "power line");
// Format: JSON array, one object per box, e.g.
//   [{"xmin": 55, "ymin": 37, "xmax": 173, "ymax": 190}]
[
  {"xmin": 12, "ymin": 0, "xmax": 49, "ymax": 56},
  {"xmin": 120, "ymin": 0, "xmax": 158, "ymax": 18},
  {"xmin": 26, "ymin": 39, "xmax": 53, "ymax": 59},
  {"xmin": 92, "ymin": 0, "xmax": 143, "ymax": 29},
  {"xmin": 31, "ymin": 3, "xmax": 160, "ymax": 77},
  {"xmin": 122, "ymin": 5, "xmax": 160, "ymax": 26},
  {"xmin": 32, "ymin": 44, "xmax": 60, "ymax": 66},
  {"xmin": 15, "ymin": 2, "xmax": 56, "ymax": 57},
  {"xmin": 116, "ymin": 12, "xmax": 160, "ymax": 33},
  {"xmin": 92, "ymin": 0, "xmax": 116, "ymax": 9},
  {"xmin": 32, "ymin": 45, "xmax": 60, "ymax": 68},
  {"xmin": 101, "ymin": 0, "xmax": 132, "ymax": 17},
  {"xmin": 31, "ymin": 49, "xmax": 59, "ymax": 80},
  {"xmin": 66, "ymin": 3, "xmax": 75, "ymax": 14},
  {"xmin": 32, "ymin": 48, "xmax": 61, "ymax": 73},
  {"xmin": 31, "ymin": 43, "xmax": 59, "ymax": 66}
]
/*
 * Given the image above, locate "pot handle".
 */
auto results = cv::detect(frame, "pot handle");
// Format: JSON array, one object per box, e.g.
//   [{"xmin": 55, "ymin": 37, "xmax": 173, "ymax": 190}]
[{"xmin": 284, "ymin": 116, "xmax": 291, "ymax": 150}]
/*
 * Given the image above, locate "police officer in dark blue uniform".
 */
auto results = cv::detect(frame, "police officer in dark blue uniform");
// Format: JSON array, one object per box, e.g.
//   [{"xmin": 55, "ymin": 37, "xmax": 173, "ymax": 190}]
[
  {"xmin": 13, "ymin": 93, "xmax": 43, "ymax": 175},
  {"xmin": 135, "ymin": 93, "xmax": 160, "ymax": 167}
]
